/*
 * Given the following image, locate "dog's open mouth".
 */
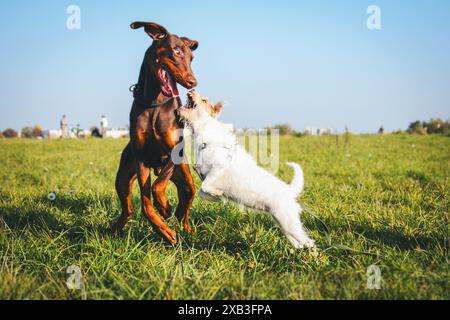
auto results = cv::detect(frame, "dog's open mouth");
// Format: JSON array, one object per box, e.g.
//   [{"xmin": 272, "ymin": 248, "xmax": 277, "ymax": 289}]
[
  {"xmin": 178, "ymin": 91, "xmax": 197, "ymax": 120},
  {"xmin": 158, "ymin": 67, "xmax": 179, "ymax": 97},
  {"xmin": 181, "ymin": 90, "xmax": 197, "ymax": 110}
]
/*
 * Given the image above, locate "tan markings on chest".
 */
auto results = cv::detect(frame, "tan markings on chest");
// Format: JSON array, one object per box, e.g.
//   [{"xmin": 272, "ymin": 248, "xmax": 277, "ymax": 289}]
[{"xmin": 135, "ymin": 128, "xmax": 148, "ymax": 149}]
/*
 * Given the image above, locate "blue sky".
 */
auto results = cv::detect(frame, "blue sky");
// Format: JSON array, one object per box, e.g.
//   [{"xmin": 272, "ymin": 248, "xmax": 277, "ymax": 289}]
[{"xmin": 0, "ymin": 0, "xmax": 449, "ymax": 133}]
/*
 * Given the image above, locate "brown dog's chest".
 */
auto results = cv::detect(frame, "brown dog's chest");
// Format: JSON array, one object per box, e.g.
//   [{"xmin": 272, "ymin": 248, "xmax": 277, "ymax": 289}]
[{"xmin": 130, "ymin": 101, "xmax": 184, "ymax": 168}]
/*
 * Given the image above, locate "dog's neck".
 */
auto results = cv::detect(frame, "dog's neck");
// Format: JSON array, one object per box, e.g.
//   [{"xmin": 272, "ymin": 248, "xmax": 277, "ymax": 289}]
[{"xmin": 190, "ymin": 116, "xmax": 215, "ymax": 134}]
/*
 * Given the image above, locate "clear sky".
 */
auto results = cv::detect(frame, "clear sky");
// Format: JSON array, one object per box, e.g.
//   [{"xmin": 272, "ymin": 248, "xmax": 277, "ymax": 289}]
[{"xmin": 0, "ymin": 0, "xmax": 449, "ymax": 133}]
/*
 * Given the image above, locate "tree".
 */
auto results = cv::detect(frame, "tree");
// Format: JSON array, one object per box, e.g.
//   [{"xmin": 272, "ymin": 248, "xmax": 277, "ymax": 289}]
[
  {"xmin": 21, "ymin": 125, "xmax": 44, "ymax": 138},
  {"xmin": 407, "ymin": 119, "xmax": 450, "ymax": 135},
  {"xmin": 21, "ymin": 127, "xmax": 34, "ymax": 138},
  {"xmin": 426, "ymin": 118, "xmax": 449, "ymax": 134},
  {"xmin": 32, "ymin": 125, "xmax": 44, "ymax": 138},
  {"xmin": 407, "ymin": 121, "xmax": 427, "ymax": 135},
  {"xmin": 2, "ymin": 128, "xmax": 18, "ymax": 138}
]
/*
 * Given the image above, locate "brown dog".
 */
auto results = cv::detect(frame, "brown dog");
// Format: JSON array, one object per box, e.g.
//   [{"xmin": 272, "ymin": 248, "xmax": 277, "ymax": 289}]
[{"xmin": 111, "ymin": 22, "xmax": 198, "ymax": 244}]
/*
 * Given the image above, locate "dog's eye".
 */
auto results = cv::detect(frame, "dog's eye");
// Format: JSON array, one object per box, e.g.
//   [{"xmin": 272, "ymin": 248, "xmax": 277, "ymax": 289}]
[
  {"xmin": 173, "ymin": 48, "xmax": 181, "ymax": 56},
  {"xmin": 202, "ymin": 98, "xmax": 208, "ymax": 103}
]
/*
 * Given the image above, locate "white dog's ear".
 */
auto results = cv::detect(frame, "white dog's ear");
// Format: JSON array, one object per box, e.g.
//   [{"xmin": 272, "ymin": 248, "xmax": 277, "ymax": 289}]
[{"xmin": 212, "ymin": 101, "xmax": 225, "ymax": 117}]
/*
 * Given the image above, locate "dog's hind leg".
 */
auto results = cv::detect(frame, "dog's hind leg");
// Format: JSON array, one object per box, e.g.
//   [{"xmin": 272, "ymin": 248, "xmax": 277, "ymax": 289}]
[
  {"xmin": 171, "ymin": 163, "xmax": 196, "ymax": 233},
  {"xmin": 136, "ymin": 160, "xmax": 178, "ymax": 244},
  {"xmin": 152, "ymin": 161, "xmax": 175, "ymax": 218},
  {"xmin": 111, "ymin": 143, "xmax": 137, "ymax": 234},
  {"xmin": 271, "ymin": 202, "xmax": 315, "ymax": 249}
]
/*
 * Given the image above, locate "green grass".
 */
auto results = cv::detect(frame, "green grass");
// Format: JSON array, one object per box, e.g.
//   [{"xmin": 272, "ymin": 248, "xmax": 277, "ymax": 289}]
[{"xmin": 0, "ymin": 134, "xmax": 448, "ymax": 299}]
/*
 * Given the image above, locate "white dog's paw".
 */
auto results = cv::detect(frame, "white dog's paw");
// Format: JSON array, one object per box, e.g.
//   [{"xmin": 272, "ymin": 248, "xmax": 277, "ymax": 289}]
[
  {"xmin": 301, "ymin": 239, "xmax": 316, "ymax": 249},
  {"xmin": 200, "ymin": 186, "xmax": 223, "ymax": 198},
  {"xmin": 199, "ymin": 189, "xmax": 221, "ymax": 202},
  {"xmin": 288, "ymin": 236, "xmax": 316, "ymax": 250}
]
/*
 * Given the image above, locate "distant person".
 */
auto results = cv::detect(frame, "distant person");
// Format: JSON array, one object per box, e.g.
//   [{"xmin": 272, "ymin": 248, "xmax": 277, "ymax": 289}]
[
  {"xmin": 60, "ymin": 115, "xmax": 69, "ymax": 138},
  {"xmin": 100, "ymin": 115, "xmax": 108, "ymax": 138},
  {"xmin": 75, "ymin": 124, "xmax": 81, "ymax": 137}
]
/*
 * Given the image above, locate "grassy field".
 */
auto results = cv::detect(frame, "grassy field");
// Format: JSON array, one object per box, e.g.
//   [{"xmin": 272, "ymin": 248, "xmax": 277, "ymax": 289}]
[{"xmin": 0, "ymin": 134, "xmax": 448, "ymax": 299}]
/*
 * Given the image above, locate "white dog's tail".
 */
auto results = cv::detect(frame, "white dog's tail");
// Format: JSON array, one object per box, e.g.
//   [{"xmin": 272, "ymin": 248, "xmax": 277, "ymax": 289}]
[{"xmin": 286, "ymin": 162, "xmax": 304, "ymax": 197}]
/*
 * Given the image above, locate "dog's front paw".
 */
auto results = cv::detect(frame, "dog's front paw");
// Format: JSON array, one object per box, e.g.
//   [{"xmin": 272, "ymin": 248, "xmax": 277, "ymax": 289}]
[
  {"xmin": 288, "ymin": 236, "xmax": 316, "ymax": 250},
  {"xmin": 298, "ymin": 239, "xmax": 316, "ymax": 249},
  {"xmin": 211, "ymin": 189, "xmax": 223, "ymax": 197},
  {"xmin": 183, "ymin": 222, "xmax": 193, "ymax": 234},
  {"xmin": 200, "ymin": 185, "xmax": 223, "ymax": 197},
  {"xmin": 199, "ymin": 189, "xmax": 221, "ymax": 202}
]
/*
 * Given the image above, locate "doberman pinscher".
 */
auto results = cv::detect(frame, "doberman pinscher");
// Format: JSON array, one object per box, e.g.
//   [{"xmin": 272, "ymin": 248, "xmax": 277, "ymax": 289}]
[{"xmin": 111, "ymin": 22, "xmax": 198, "ymax": 244}]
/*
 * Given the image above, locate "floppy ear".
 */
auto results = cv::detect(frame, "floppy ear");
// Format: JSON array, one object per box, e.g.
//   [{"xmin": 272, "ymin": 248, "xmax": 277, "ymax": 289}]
[
  {"xmin": 212, "ymin": 101, "xmax": 225, "ymax": 117},
  {"xmin": 130, "ymin": 22, "xmax": 168, "ymax": 40},
  {"xmin": 181, "ymin": 37, "xmax": 199, "ymax": 51}
]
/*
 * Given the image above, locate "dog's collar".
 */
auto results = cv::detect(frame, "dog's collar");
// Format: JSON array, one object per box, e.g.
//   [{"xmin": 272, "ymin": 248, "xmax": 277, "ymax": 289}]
[
  {"xmin": 150, "ymin": 95, "xmax": 179, "ymax": 107},
  {"xmin": 129, "ymin": 84, "xmax": 179, "ymax": 108},
  {"xmin": 197, "ymin": 141, "xmax": 238, "ymax": 151}
]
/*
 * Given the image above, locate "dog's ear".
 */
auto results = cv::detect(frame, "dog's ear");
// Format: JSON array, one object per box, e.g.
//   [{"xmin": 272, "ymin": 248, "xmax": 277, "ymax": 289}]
[
  {"xmin": 130, "ymin": 22, "xmax": 168, "ymax": 40},
  {"xmin": 181, "ymin": 37, "xmax": 199, "ymax": 51},
  {"xmin": 212, "ymin": 101, "xmax": 225, "ymax": 117}
]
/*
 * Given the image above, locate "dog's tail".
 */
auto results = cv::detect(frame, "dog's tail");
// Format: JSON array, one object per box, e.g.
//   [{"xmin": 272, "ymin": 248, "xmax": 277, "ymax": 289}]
[{"xmin": 286, "ymin": 162, "xmax": 304, "ymax": 197}]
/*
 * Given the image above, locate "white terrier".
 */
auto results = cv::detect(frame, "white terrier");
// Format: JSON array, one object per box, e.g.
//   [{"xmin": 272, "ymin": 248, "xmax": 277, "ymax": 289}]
[{"xmin": 179, "ymin": 91, "xmax": 315, "ymax": 249}]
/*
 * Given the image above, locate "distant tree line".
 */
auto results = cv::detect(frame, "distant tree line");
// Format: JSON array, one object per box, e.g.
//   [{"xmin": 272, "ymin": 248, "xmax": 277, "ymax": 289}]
[
  {"xmin": 1, "ymin": 128, "xmax": 18, "ymax": 138},
  {"xmin": 265, "ymin": 124, "xmax": 303, "ymax": 137},
  {"xmin": 265, "ymin": 124, "xmax": 334, "ymax": 136},
  {"xmin": 266, "ymin": 119, "xmax": 450, "ymax": 136},
  {"xmin": 1, "ymin": 125, "xmax": 44, "ymax": 138},
  {"xmin": 21, "ymin": 125, "xmax": 44, "ymax": 138},
  {"xmin": 406, "ymin": 118, "xmax": 450, "ymax": 135},
  {"xmin": 1, "ymin": 119, "xmax": 449, "ymax": 139}
]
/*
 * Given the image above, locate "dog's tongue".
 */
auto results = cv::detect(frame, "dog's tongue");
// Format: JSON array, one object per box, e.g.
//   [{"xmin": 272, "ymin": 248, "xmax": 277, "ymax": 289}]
[
  {"xmin": 167, "ymin": 71, "xmax": 179, "ymax": 96},
  {"xmin": 158, "ymin": 68, "xmax": 179, "ymax": 97}
]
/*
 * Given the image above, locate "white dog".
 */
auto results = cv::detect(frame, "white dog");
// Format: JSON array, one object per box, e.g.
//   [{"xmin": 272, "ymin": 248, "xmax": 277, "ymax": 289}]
[{"xmin": 179, "ymin": 91, "xmax": 315, "ymax": 249}]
